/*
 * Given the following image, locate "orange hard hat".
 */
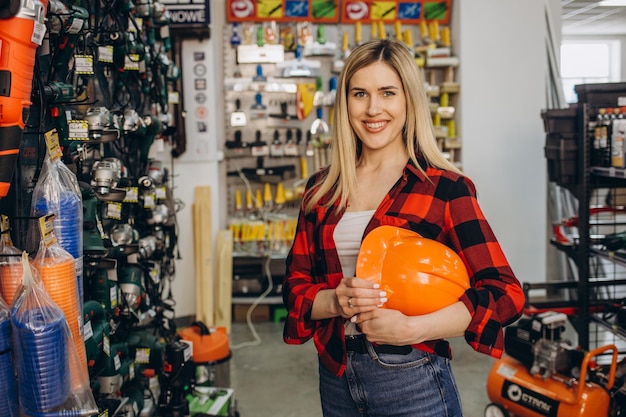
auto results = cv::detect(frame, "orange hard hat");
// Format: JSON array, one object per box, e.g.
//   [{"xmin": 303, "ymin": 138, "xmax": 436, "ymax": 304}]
[{"xmin": 356, "ymin": 225, "xmax": 470, "ymax": 315}]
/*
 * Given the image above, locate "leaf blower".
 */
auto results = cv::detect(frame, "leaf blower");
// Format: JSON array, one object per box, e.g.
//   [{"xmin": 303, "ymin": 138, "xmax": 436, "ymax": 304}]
[{"xmin": 0, "ymin": 0, "xmax": 47, "ymax": 198}]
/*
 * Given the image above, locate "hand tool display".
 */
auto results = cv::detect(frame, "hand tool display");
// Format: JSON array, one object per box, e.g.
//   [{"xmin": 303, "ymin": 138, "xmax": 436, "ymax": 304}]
[{"xmin": 0, "ymin": 0, "xmax": 212, "ymax": 414}]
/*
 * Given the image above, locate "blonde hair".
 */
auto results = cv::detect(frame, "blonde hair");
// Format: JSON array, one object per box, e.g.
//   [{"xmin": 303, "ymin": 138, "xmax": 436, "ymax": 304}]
[{"xmin": 304, "ymin": 38, "xmax": 461, "ymax": 213}]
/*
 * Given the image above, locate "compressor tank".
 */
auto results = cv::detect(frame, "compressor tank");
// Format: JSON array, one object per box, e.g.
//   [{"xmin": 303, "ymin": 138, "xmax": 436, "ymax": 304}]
[{"xmin": 486, "ymin": 352, "xmax": 614, "ymax": 417}]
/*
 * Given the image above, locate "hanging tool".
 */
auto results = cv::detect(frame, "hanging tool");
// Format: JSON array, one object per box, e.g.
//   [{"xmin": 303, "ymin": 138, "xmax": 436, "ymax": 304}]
[
  {"xmin": 310, "ymin": 107, "xmax": 331, "ymax": 171},
  {"xmin": 304, "ymin": 129, "xmax": 314, "ymax": 158},
  {"xmin": 327, "ymin": 77, "xmax": 337, "ymax": 127},
  {"xmin": 276, "ymin": 44, "xmax": 321, "ymax": 78},
  {"xmin": 230, "ymin": 22, "xmax": 242, "ymax": 47},
  {"xmin": 263, "ymin": 21, "xmax": 279, "ymax": 45},
  {"xmin": 249, "ymin": 92, "xmax": 268, "ymax": 119},
  {"xmin": 394, "ymin": 21, "xmax": 402, "ymax": 41},
  {"xmin": 230, "ymin": 98, "xmax": 247, "ymax": 127},
  {"xmin": 225, "ymin": 130, "xmax": 250, "ymax": 158},
  {"xmin": 245, "ymin": 189, "xmax": 253, "ymax": 216},
  {"xmin": 250, "ymin": 130, "xmax": 269, "ymax": 157},
  {"xmin": 355, "ymin": 21, "xmax": 362, "ymax": 46},
  {"xmin": 0, "ymin": 0, "xmax": 48, "ymax": 198},
  {"xmin": 270, "ymin": 130, "xmax": 284, "ymax": 157},
  {"xmin": 303, "ymin": 23, "xmax": 337, "ymax": 56},
  {"xmin": 268, "ymin": 101, "xmax": 300, "ymax": 127},
  {"xmin": 313, "ymin": 76, "xmax": 325, "ymax": 107},
  {"xmin": 296, "ymin": 81, "xmax": 316, "ymax": 120},
  {"xmin": 263, "ymin": 182, "xmax": 273, "ymax": 209},
  {"xmin": 236, "ymin": 23, "xmax": 284, "ymax": 64},
  {"xmin": 429, "ymin": 20, "xmax": 441, "ymax": 46},
  {"xmin": 274, "ymin": 182, "xmax": 285, "ymax": 206},
  {"xmin": 378, "ymin": 21, "xmax": 387, "ymax": 39},
  {"xmin": 234, "ymin": 158, "xmax": 296, "ymax": 184},
  {"xmin": 284, "ymin": 129, "xmax": 298, "ymax": 156},
  {"xmin": 252, "ymin": 64, "xmax": 267, "ymax": 82},
  {"xmin": 332, "ymin": 30, "xmax": 350, "ymax": 73}
]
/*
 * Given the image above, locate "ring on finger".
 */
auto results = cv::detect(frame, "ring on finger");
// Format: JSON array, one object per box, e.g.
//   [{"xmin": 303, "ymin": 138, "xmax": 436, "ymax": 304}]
[{"xmin": 348, "ymin": 297, "xmax": 353, "ymax": 308}]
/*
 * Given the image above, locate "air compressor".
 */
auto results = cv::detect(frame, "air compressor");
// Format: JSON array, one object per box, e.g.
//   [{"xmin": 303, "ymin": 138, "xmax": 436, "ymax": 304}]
[{"xmin": 485, "ymin": 311, "xmax": 622, "ymax": 417}]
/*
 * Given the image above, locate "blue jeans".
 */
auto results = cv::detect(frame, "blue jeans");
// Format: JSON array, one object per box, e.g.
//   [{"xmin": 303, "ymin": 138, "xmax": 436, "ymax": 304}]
[{"xmin": 319, "ymin": 341, "xmax": 464, "ymax": 417}]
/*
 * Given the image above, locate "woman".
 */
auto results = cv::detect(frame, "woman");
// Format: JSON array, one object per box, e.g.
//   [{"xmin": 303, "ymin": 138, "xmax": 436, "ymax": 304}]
[{"xmin": 282, "ymin": 38, "xmax": 525, "ymax": 417}]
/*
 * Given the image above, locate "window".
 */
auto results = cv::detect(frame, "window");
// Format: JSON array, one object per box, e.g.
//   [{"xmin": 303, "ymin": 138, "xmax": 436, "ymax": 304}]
[{"xmin": 560, "ymin": 40, "xmax": 621, "ymax": 103}]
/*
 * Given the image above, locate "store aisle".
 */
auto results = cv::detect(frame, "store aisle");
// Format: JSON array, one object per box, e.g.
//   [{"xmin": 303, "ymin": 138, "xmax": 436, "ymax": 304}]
[{"xmin": 229, "ymin": 320, "xmax": 495, "ymax": 417}]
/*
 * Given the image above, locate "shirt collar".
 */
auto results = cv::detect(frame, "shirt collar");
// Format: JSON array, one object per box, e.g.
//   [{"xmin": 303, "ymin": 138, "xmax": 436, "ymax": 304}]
[{"xmin": 405, "ymin": 157, "xmax": 429, "ymax": 182}]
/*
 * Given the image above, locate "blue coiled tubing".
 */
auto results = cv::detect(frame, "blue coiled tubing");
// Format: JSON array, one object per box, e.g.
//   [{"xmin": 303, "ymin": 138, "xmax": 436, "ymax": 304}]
[
  {"xmin": 0, "ymin": 308, "xmax": 18, "ymax": 416},
  {"xmin": 11, "ymin": 305, "xmax": 70, "ymax": 414},
  {"xmin": 33, "ymin": 193, "xmax": 83, "ymax": 303},
  {"xmin": 33, "ymin": 193, "xmax": 82, "ymax": 260}
]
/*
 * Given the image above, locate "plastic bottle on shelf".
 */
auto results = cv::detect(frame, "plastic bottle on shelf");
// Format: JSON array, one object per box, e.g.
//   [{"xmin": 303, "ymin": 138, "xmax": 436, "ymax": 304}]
[
  {"xmin": 596, "ymin": 107, "xmax": 606, "ymax": 124},
  {"xmin": 594, "ymin": 108, "xmax": 609, "ymax": 167},
  {"xmin": 613, "ymin": 107, "xmax": 622, "ymax": 119},
  {"xmin": 612, "ymin": 106, "xmax": 626, "ymax": 168}
]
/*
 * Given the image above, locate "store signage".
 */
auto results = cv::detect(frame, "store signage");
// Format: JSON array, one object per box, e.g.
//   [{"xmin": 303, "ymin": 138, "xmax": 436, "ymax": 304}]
[
  {"xmin": 226, "ymin": 0, "xmax": 340, "ymax": 22},
  {"xmin": 341, "ymin": 1, "xmax": 452, "ymax": 24},
  {"xmin": 161, "ymin": 0, "xmax": 211, "ymax": 27},
  {"xmin": 225, "ymin": 0, "xmax": 451, "ymax": 23}
]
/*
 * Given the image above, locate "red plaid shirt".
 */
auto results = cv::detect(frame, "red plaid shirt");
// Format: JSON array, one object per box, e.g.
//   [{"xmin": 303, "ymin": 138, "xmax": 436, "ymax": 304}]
[{"xmin": 282, "ymin": 159, "xmax": 525, "ymax": 377}]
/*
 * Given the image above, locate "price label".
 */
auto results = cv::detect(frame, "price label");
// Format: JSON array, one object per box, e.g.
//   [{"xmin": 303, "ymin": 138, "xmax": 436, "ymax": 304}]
[
  {"xmin": 156, "ymin": 186, "xmax": 167, "ymax": 200},
  {"xmin": 143, "ymin": 192, "xmax": 156, "ymax": 208},
  {"xmin": 98, "ymin": 45, "xmax": 114, "ymax": 63},
  {"xmin": 83, "ymin": 320, "xmax": 93, "ymax": 341},
  {"xmin": 68, "ymin": 120, "xmax": 89, "ymax": 141},
  {"xmin": 124, "ymin": 187, "xmax": 139, "ymax": 203},
  {"xmin": 106, "ymin": 202, "xmax": 122, "ymax": 220},
  {"xmin": 74, "ymin": 54, "xmax": 94, "ymax": 75},
  {"xmin": 124, "ymin": 54, "xmax": 141, "ymax": 71},
  {"xmin": 135, "ymin": 348, "xmax": 151, "ymax": 364}
]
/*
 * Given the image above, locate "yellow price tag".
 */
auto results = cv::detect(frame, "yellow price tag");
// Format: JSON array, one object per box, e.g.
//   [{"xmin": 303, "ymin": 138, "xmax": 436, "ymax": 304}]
[{"xmin": 44, "ymin": 129, "xmax": 63, "ymax": 161}]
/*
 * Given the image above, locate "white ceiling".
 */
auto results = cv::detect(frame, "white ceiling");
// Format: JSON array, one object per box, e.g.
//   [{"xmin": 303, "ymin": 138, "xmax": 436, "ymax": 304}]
[{"xmin": 562, "ymin": 0, "xmax": 626, "ymax": 35}]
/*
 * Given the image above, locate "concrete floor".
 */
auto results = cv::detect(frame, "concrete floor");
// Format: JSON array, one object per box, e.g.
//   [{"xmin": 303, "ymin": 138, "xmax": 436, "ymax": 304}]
[{"xmin": 228, "ymin": 319, "xmax": 496, "ymax": 417}]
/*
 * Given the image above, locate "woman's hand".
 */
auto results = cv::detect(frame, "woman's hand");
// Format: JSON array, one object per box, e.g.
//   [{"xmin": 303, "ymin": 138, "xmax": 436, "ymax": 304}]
[
  {"xmin": 350, "ymin": 308, "xmax": 417, "ymax": 345},
  {"xmin": 334, "ymin": 277, "xmax": 387, "ymax": 319},
  {"xmin": 352, "ymin": 301, "xmax": 472, "ymax": 345}
]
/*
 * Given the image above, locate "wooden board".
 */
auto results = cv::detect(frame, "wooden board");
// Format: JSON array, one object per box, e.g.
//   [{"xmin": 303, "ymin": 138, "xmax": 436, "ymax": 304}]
[
  {"xmin": 193, "ymin": 186, "xmax": 214, "ymax": 326},
  {"xmin": 215, "ymin": 229, "xmax": 234, "ymax": 333}
]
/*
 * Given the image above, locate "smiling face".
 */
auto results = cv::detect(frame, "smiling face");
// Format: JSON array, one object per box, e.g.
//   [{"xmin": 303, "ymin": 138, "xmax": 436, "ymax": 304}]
[{"xmin": 347, "ymin": 61, "xmax": 407, "ymax": 156}]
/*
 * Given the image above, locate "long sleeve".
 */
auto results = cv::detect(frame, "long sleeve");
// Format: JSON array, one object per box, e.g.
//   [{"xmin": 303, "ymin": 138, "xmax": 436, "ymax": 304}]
[
  {"xmin": 443, "ymin": 176, "xmax": 525, "ymax": 357},
  {"xmin": 282, "ymin": 202, "xmax": 329, "ymax": 344}
]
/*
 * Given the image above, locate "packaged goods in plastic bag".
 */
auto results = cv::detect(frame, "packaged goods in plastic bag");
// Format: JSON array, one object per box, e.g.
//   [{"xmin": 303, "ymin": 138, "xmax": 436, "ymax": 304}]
[
  {"xmin": 32, "ymin": 215, "xmax": 87, "ymax": 382},
  {"xmin": 0, "ymin": 293, "xmax": 18, "ymax": 417},
  {"xmin": 27, "ymin": 151, "xmax": 83, "ymax": 306},
  {"xmin": 0, "ymin": 215, "xmax": 26, "ymax": 304},
  {"xmin": 11, "ymin": 252, "xmax": 98, "ymax": 417}
]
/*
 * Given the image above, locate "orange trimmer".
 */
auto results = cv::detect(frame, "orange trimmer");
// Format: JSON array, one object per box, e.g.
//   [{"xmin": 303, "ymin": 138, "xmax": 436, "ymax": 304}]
[{"xmin": 0, "ymin": 0, "xmax": 48, "ymax": 197}]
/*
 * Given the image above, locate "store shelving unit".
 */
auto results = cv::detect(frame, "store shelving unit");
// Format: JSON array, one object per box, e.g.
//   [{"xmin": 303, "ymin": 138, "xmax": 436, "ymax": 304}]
[
  {"xmin": 534, "ymin": 83, "xmax": 626, "ymax": 356},
  {"xmin": 221, "ymin": 2, "xmax": 460, "ymax": 307}
]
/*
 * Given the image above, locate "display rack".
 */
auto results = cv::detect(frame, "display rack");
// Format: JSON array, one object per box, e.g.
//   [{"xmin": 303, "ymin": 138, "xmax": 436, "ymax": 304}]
[
  {"xmin": 221, "ymin": 6, "xmax": 461, "ymax": 304},
  {"xmin": 535, "ymin": 83, "xmax": 626, "ymax": 356}
]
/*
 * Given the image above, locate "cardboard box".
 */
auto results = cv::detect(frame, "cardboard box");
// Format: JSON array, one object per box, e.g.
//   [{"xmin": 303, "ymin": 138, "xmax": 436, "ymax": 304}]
[{"xmin": 233, "ymin": 304, "xmax": 270, "ymax": 322}]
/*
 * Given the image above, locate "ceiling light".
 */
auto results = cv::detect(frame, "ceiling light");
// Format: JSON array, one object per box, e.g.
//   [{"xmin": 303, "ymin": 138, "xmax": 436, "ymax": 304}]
[{"xmin": 598, "ymin": 0, "xmax": 626, "ymax": 6}]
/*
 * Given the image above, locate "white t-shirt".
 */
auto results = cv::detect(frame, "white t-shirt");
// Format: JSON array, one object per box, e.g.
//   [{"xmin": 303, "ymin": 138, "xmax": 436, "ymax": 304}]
[{"xmin": 334, "ymin": 210, "xmax": 375, "ymax": 336}]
